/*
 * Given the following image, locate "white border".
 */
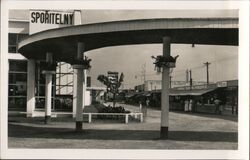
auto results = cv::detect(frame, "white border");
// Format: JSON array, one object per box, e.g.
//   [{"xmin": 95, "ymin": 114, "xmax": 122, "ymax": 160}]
[{"xmin": 1, "ymin": 0, "xmax": 249, "ymax": 159}]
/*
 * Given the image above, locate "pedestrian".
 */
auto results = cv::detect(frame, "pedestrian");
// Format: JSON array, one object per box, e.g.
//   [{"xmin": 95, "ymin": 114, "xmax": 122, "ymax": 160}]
[
  {"xmin": 214, "ymin": 98, "xmax": 221, "ymax": 114},
  {"xmin": 184, "ymin": 99, "xmax": 189, "ymax": 112},
  {"xmin": 233, "ymin": 97, "xmax": 238, "ymax": 115},
  {"xmin": 143, "ymin": 105, "xmax": 147, "ymax": 117},
  {"xmin": 143, "ymin": 98, "xmax": 148, "ymax": 117},
  {"xmin": 189, "ymin": 99, "xmax": 193, "ymax": 112},
  {"xmin": 231, "ymin": 97, "xmax": 237, "ymax": 115},
  {"xmin": 219, "ymin": 103, "xmax": 223, "ymax": 115},
  {"xmin": 139, "ymin": 100, "xmax": 142, "ymax": 113},
  {"xmin": 146, "ymin": 98, "xmax": 150, "ymax": 107}
]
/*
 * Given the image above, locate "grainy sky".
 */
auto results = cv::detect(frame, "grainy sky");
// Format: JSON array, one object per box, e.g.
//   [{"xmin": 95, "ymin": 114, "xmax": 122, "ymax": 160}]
[{"xmin": 9, "ymin": 10, "xmax": 238, "ymax": 89}]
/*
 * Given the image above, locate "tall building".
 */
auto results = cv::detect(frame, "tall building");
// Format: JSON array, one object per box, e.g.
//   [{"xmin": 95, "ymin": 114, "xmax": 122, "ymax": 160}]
[{"xmin": 8, "ymin": 10, "xmax": 91, "ymax": 113}]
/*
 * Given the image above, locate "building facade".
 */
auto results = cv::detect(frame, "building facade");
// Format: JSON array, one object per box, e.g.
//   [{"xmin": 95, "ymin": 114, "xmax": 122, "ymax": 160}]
[
  {"xmin": 8, "ymin": 10, "xmax": 92, "ymax": 114},
  {"xmin": 8, "ymin": 19, "xmax": 29, "ymax": 111}
]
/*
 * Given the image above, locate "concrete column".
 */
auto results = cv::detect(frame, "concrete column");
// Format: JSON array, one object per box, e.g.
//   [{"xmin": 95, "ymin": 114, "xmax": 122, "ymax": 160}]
[
  {"xmin": 73, "ymin": 69, "xmax": 86, "ymax": 118},
  {"xmin": 72, "ymin": 10, "xmax": 82, "ymax": 118},
  {"xmin": 73, "ymin": 71, "xmax": 77, "ymax": 117},
  {"xmin": 74, "ymin": 42, "xmax": 85, "ymax": 132},
  {"xmin": 88, "ymin": 113, "xmax": 92, "ymax": 123},
  {"xmin": 75, "ymin": 67, "xmax": 84, "ymax": 131},
  {"xmin": 84, "ymin": 70, "xmax": 87, "ymax": 101},
  {"xmin": 161, "ymin": 36, "xmax": 171, "ymax": 139},
  {"xmin": 45, "ymin": 73, "xmax": 52, "ymax": 123},
  {"xmin": 26, "ymin": 59, "xmax": 35, "ymax": 117},
  {"xmin": 44, "ymin": 52, "xmax": 54, "ymax": 124},
  {"xmin": 125, "ymin": 114, "xmax": 129, "ymax": 124}
]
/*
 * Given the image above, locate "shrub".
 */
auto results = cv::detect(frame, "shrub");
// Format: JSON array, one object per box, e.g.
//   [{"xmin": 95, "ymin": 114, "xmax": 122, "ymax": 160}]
[
  {"xmin": 97, "ymin": 105, "xmax": 130, "ymax": 120},
  {"xmin": 99, "ymin": 105, "xmax": 130, "ymax": 113}
]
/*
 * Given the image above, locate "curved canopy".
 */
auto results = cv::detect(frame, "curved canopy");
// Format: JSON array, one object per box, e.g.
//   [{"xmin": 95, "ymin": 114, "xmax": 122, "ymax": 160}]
[{"xmin": 18, "ymin": 18, "xmax": 238, "ymax": 62}]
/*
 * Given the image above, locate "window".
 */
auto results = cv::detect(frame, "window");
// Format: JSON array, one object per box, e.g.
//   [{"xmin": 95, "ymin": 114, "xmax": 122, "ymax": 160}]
[
  {"xmin": 35, "ymin": 61, "xmax": 56, "ymax": 110},
  {"xmin": 9, "ymin": 97, "xmax": 26, "ymax": 111},
  {"xmin": 8, "ymin": 33, "xmax": 28, "ymax": 53},
  {"xmin": 8, "ymin": 60, "xmax": 27, "ymax": 111},
  {"xmin": 9, "ymin": 60, "xmax": 27, "ymax": 72}
]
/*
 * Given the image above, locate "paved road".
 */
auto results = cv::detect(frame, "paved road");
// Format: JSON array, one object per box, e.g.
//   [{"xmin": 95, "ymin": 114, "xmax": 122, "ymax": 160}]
[{"xmin": 8, "ymin": 103, "xmax": 238, "ymax": 149}]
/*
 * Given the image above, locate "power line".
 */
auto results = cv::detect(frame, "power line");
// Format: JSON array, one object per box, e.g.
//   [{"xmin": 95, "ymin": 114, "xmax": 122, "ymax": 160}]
[
  {"xmin": 189, "ymin": 70, "xmax": 193, "ymax": 89},
  {"xmin": 173, "ymin": 55, "xmax": 237, "ymax": 73}
]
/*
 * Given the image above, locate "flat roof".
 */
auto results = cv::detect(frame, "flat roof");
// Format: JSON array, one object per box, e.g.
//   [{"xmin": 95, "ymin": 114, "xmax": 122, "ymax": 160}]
[
  {"xmin": 18, "ymin": 18, "xmax": 238, "ymax": 62},
  {"xmin": 170, "ymin": 88, "xmax": 217, "ymax": 96}
]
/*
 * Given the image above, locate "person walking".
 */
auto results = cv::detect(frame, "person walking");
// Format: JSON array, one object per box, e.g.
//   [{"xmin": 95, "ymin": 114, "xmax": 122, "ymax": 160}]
[
  {"xmin": 142, "ymin": 98, "xmax": 148, "ymax": 117},
  {"xmin": 214, "ymin": 98, "xmax": 221, "ymax": 115},
  {"xmin": 146, "ymin": 98, "xmax": 150, "ymax": 107},
  {"xmin": 189, "ymin": 99, "xmax": 193, "ymax": 112},
  {"xmin": 184, "ymin": 99, "xmax": 189, "ymax": 112},
  {"xmin": 139, "ymin": 100, "xmax": 142, "ymax": 113}
]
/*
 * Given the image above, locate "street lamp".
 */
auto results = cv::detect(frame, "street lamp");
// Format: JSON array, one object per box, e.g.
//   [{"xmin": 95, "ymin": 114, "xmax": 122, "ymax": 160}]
[
  {"xmin": 151, "ymin": 54, "xmax": 179, "ymax": 139},
  {"xmin": 151, "ymin": 55, "xmax": 179, "ymax": 73},
  {"xmin": 70, "ymin": 56, "xmax": 92, "ymax": 70}
]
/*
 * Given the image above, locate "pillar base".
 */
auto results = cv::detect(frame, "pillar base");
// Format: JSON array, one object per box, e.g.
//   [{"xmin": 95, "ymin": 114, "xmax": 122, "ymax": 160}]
[
  {"xmin": 75, "ymin": 121, "xmax": 83, "ymax": 132},
  {"xmin": 160, "ymin": 126, "xmax": 168, "ymax": 139},
  {"xmin": 26, "ymin": 113, "xmax": 33, "ymax": 118},
  {"xmin": 45, "ymin": 116, "xmax": 51, "ymax": 124}
]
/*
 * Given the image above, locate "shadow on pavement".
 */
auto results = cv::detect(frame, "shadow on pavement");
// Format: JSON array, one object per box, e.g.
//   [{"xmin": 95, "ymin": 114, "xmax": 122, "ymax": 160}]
[{"xmin": 8, "ymin": 123, "xmax": 237, "ymax": 142}]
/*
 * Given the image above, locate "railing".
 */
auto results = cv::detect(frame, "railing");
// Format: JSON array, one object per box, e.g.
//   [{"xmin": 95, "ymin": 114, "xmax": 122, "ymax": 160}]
[{"xmin": 82, "ymin": 112, "xmax": 143, "ymax": 124}]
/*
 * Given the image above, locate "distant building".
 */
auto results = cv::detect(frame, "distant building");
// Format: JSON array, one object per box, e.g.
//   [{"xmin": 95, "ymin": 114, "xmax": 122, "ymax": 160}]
[
  {"xmin": 134, "ymin": 84, "xmax": 145, "ymax": 92},
  {"xmin": 130, "ymin": 80, "xmax": 238, "ymax": 115},
  {"xmin": 135, "ymin": 80, "xmax": 209, "ymax": 91}
]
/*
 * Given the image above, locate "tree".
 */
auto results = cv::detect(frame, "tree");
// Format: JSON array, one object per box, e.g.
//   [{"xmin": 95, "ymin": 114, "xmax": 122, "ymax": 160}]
[{"xmin": 97, "ymin": 72, "xmax": 124, "ymax": 107}]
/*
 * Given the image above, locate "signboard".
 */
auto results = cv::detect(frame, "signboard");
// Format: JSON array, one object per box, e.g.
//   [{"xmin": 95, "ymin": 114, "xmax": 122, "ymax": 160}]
[
  {"xmin": 29, "ymin": 10, "xmax": 74, "ymax": 35},
  {"xmin": 217, "ymin": 81, "xmax": 228, "ymax": 87},
  {"xmin": 108, "ymin": 71, "xmax": 119, "ymax": 84},
  {"xmin": 192, "ymin": 85, "xmax": 208, "ymax": 90}
]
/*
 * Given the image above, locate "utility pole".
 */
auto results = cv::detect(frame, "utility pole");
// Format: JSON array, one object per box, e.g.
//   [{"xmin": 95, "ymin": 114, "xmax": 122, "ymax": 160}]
[
  {"xmin": 189, "ymin": 70, "xmax": 192, "ymax": 90},
  {"xmin": 204, "ymin": 62, "xmax": 211, "ymax": 85},
  {"xmin": 141, "ymin": 63, "xmax": 146, "ymax": 91},
  {"xmin": 186, "ymin": 69, "xmax": 189, "ymax": 85}
]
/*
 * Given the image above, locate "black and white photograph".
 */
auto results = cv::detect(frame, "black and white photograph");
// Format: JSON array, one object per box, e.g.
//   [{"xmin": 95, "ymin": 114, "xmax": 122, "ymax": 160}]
[{"xmin": 0, "ymin": 0, "xmax": 249, "ymax": 159}]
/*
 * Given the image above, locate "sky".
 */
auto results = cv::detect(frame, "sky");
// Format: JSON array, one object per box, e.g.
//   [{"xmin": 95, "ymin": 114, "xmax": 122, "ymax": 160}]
[
  {"xmin": 9, "ymin": 10, "xmax": 238, "ymax": 89},
  {"xmin": 82, "ymin": 10, "xmax": 238, "ymax": 89}
]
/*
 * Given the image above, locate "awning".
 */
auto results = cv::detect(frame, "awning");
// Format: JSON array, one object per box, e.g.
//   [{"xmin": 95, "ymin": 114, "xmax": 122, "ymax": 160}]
[
  {"xmin": 125, "ymin": 92, "xmax": 141, "ymax": 98},
  {"xmin": 170, "ymin": 88, "xmax": 217, "ymax": 96},
  {"xmin": 142, "ymin": 92, "xmax": 152, "ymax": 96},
  {"xmin": 125, "ymin": 93, "xmax": 135, "ymax": 98}
]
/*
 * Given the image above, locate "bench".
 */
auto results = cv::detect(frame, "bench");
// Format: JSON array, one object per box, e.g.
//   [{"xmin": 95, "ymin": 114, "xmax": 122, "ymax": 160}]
[{"xmin": 82, "ymin": 112, "xmax": 143, "ymax": 124}]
